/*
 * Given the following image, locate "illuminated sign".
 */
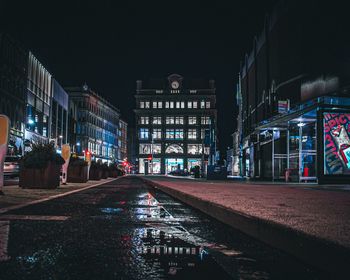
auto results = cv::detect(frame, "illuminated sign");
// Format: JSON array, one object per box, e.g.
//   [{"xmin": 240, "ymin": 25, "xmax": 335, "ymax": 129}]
[{"xmin": 323, "ymin": 112, "xmax": 350, "ymax": 175}]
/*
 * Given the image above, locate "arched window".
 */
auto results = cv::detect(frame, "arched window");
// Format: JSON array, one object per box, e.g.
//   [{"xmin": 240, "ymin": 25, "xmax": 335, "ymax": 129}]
[{"xmin": 165, "ymin": 144, "xmax": 183, "ymax": 154}]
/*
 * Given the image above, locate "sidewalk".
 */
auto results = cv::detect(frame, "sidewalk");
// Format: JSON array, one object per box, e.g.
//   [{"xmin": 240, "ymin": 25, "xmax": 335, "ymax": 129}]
[
  {"xmin": 0, "ymin": 178, "xmax": 117, "ymax": 214},
  {"xmin": 141, "ymin": 176, "xmax": 350, "ymax": 275}
]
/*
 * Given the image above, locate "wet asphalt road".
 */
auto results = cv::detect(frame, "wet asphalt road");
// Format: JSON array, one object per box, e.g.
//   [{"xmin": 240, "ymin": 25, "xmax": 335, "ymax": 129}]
[{"xmin": 0, "ymin": 176, "xmax": 328, "ymax": 279}]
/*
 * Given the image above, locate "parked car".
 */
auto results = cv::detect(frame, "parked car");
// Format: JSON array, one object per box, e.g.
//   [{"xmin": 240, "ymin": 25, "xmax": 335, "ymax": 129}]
[
  {"xmin": 169, "ymin": 169, "xmax": 189, "ymax": 176},
  {"xmin": 4, "ymin": 156, "xmax": 21, "ymax": 177}
]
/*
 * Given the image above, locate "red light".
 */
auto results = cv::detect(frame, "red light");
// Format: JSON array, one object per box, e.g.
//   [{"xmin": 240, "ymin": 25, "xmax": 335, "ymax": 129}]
[{"xmin": 147, "ymin": 154, "xmax": 152, "ymax": 161}]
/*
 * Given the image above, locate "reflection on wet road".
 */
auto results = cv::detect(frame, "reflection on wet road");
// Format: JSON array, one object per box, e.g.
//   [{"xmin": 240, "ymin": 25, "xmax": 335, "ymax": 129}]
[{"xmin": 0, "ymin": 177, "xmax": 327, "ymax": 279}]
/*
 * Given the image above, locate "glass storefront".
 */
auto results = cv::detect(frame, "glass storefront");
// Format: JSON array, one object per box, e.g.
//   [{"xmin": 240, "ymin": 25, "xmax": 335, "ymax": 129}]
[
  {"xmin": 165, "ymin": 158, "xmax": 184, "ymax": 173},
  {"xmin": 187, "ymin": 159, "xmax": 201, "ymax": 170}
]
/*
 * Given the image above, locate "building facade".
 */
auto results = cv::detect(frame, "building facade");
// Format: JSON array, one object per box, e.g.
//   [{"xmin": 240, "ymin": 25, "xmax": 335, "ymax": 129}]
[
  {"xmin": 134, "ymin": 74, "xmax": 217, "ymax": 175},
  {"xmin": 25, "ymin": 52, "xmax": 53, "ymax": 147},
  {"xmin": 50, "ymin": 79, "xmax": 69, "ymax": 149},
  {"xmin": 119, "ymin": 119, "xmax": 128, "ymax": 162},
  {"xmin": 0, "ymin": 33, "xmax": 27, "ymax": 156},
  {"xmin": 239, "ymin": 1, "xmax": 350, "ymax": 184},
  {"xmin": 66, "ymin": 84, "xmax": 120, "ymax": 164}
]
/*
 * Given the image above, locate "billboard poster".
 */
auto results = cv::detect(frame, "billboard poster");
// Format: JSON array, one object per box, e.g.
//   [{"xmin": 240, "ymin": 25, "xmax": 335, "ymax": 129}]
[{"xmin": 324, "ymin": 112, "xmax": 350, "ymax": 175}]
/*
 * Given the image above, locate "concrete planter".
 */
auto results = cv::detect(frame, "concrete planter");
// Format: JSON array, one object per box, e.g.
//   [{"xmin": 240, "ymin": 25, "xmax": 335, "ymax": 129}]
[
  {"xmin": 89, "ymin": 168, "xmax": 102, "ymax": 180},
  {"xmin": 19, "ymin": 162, "xmax": 61, "ymax": 189},
  {"xmin": 101, "ymin": 170, "xmax": 109, "ymax": 179},
  {"xmin": 109, "ymin": 170, "xmax": 118, "ymax": 178},
  {"xmin": 67, "ymin": 165, "xmax": 89, "ymax": 183}
]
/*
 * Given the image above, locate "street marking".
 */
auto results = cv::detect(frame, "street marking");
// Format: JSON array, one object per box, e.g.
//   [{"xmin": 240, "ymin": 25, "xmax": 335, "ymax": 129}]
[
  {"xmin": 0, "ymin": 215, "xmax": 69, "ymax": 221},
  {"xmin": 0, "ymin": 177, "xmax": 121, "ymax": 215}
]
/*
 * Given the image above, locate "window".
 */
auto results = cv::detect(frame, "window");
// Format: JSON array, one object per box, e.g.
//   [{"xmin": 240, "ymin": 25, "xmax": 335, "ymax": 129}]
[
  {"xmin": 165, "ymin": 101, "xmax": 169, "ymax": 108},
  {"xmin": 166, "ymin": 129, "xmax": 174, "ymax": 139},
  {"xmin": 170, "ymin": 101, "xmax": 174, "ymax": 108},
  {"xmin": 193, "ymin": 101, "xmax": 198, "ymax": 108},
  {"xmin": 175, "ymin": 129, "xmax": 184, "ymax": 139},
  {"xmin": 139, "ymin": 128, "xmax": 149, "ymax": 139},
  {"xmin": 187, "ymin": 101, "xmax": 192, "ymax": 109},
  {"xmin": 188, "ymin": 144, "xmax": 202, "ymax": 155},
  {"xmin": 201, "ymin": 128, "xmax": 206, "ymax": 139},
  {"xmin": 153, "ymin": 128, "xmax": 162, "ymax": 139},
  {"xmin": 140, "ymin": 102, "xmax": 144, "ymax": 108},
  {"xmin": 152, "ymin": 101, "xmax": 162, "ymax": 109},
  {"xmin": 139, "ymin": 116, "xmax": 149, "ymax": 124},
  {"xmin": 201, "ymin": 116, "xmax": 210, "ymax": 124},
  {"xmin": 152, "ymin": 144, "xmax": 161, "ymax": 154},
  {"xmin": 166, "ymin": 116, "xmax": 174, "ymax": 124},
  {"xmin": 188, "ymin": 129, "xmax": 197, "ymax": 139},
  {"xmin": 152, "ymin": 116, "xmax": 162, "ymax": 125},
  {"xmin": 139, "ymin": 144, "xmax": 151, "ymax": 154},
  {"xmin": 165, "ymin": 144, "xmax": 183, "ymax": 154},
  {"xmin": 176, "ymin": 101, "xmax": 180, "ymax": 108},
  {"xmin": 206, "ymin": 101, "xmax": 211, "ymax": 108},
  {"xmin": 181, "ymin": 102, "xmax": 185, "ymax": 108},
  {"xmin": 200, "ymin": 100, "xmax": 205, "ymax": 108},
  {"xmin": 175, "ymin": 116, "xmax": 184, "ymax": 124},
  {"xmin": 188, "ymin": 116, "xmax": 197, "ymax": 125},
  {"xmin": 145, "ymin": 102, "xmax": 150, "ymax": 108}
]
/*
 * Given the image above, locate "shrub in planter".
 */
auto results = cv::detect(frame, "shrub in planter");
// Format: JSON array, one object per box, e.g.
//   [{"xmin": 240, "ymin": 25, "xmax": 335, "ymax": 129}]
[
  {"xmin": 89, "ymin": 161, "xmax": 102, "ymax": 180},
  {"xmin": 108, "ymin": 163, "xmax": 118, "ymax": 178},
  {"xmin": 67, "ymin": 156, "xmax": 89, "ymax": 183},
  {"xmin": 101, "ymin": 162, "xmax": 109, "ymax": 179},
  {"xmin": 19, "ymin": 143, "xmax": 65, "ymax": 189}
]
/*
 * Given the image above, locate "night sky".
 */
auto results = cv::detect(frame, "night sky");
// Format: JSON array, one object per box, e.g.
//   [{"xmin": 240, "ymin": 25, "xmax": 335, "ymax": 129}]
[{"xmin": 0, "ymin": 0, "xmax": 278, "ymax": 154}]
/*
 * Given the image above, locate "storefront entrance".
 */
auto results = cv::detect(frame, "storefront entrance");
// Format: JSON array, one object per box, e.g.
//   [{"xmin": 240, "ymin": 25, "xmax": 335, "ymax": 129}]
[{"xmin": 165, "ymin": 158, "xmax": 184, "ymax": 174}]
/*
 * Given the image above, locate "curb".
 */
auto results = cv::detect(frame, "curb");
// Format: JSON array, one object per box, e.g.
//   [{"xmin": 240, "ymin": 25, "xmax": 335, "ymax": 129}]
[
  {"xmin": 0, "ymin": 177, "xmax": 121, "ymax": 215},
  {"xmin": 141, "ymin": 177, "xmax": 350, "ymax": 277}
]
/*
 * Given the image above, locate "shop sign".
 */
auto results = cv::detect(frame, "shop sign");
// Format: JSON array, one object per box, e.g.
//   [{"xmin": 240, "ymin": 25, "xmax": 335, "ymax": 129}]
[
  {"xmin": 323, "ymin": 112, "xmax": 350, "ymax": 175},
  {"xmin": 278, "ymin": 100, "xmax": 289, "ymax": 114}
]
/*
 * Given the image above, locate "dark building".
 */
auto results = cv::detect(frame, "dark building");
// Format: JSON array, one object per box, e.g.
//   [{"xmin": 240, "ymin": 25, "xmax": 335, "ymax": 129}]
[
  {"xmin": 239, "ymin": 1, "xmax": 350, "ymax": 184},
  {"xmin": 0, "ymin": 33, "xmax": 27, "ymax": 156},
  {"xmin": 50, "ymin": 79, "xmax": 68, "ymax": 149},
  {"xmin": 134, "ymin": 74, "xmax": 217, "ymax": 175},
  {"xmin": 118, "ymin": 119, "xmax": 128, "ymax": 163},
  {"xmin": 66, "ymin": 84, "xmax": 120, "ymax": 164}
]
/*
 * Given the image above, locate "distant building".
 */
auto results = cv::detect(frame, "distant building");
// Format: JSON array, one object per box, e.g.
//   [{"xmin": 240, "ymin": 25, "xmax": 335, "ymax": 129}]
[
  {"xmin": 25, "ymin": 52, "xmax": 53, "ymax": 146},
  {"xmin": 68, "ymin": 98, "xmax": 78, "ymax": 153},
  {"xmin": 134, "ymin": 74, "xmax": 217, "ymax": 174},
  {"xmin": 66, "ymin": 84, "xmax": 120, "ymax": 163},
  {"xmin": 119, "ymin": 119, "xmax": 128, "ymax": 162},
  {"xmin": 0, "ymin": 33, "xmax": 27, "ymax": 156},
  {"xmin": 50, "ymin": 79, "xmax": 69, "ymax": 149}
]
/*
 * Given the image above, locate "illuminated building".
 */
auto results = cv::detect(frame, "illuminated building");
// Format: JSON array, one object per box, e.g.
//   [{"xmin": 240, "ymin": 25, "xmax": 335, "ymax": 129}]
[
  {"xmin": 50, "ymin": 79, "xmax": 69, "ymax": 149},
  {"xmin": 119, "ymin": 119, "xmax": 128, "ymax": 163},
  {"xmin": 25, "ymin": 52, "xmax": 53, "ymax": 146},
  {"xmin": 134, "ymin": 74, "xmax": 217, "ymax": 174},
  {"xmin": 66, "ymin": 84, "xmax": 120, "ymax": 163},
  {"xmin": 239, "ymin": 1, "xmax": 350, "ymax": 183},
  {"xmin": 0, "ymin": 33, "xmax": 27, "ymax": 155}
]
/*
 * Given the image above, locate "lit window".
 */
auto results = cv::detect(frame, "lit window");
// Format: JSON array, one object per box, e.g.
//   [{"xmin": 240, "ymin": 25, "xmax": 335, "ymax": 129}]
[
  {"xmin": 140, "ymin": 102, "xmax": 144, "ymax": 108},
  {"xmin": 152, "ymin": 116, "xmax": 162, "ymax": 124},
  {"xmin": 181, "ymin": 102, "xmax": 185, "ymax": 108},
  {"xmin": 139, "ymin": 144, "xmax": 151, "ymax": 154},
  {"xmin": 193, "ymin": 101, "xmax": 198, "ymax": 108},
  {"xmin": 200, "ymin": 100, "xmax": 205, "ymax": 108},
  {"xmin": 176, "ymin": 101, "xmax": 180, "ymax": 108},
  {"xmin": 165, "ymin": 144, "xmax": 183, "ymax": 154},
  {"xmin": 188, "ymin": 116, "xmax": 197, "ymax": 125},
  {"xmin": 188, "ymin": 144, "xmax": 202, "ymax": 155},
  {"xmin": 170, "ymin": 101, "xmax": 174, "ymax": 108},
  {"xmin": 206, "ymin": 101, "xmax": 211, "ymax": 108},
  {"xmin": 145, "ymin": 102, "xmax": 150, "ymax": 108},
  {"xmin": 153, "ymin": 128, "xmax": 162, "ymax": 139},
  {"xmin": 158, "ymin": 101, "xmax": 162, "ymax": 108},
  {"xmin": 166, "ymin": 129, "xmax": 174, "ymax": 139},
  {"xmin": 201, "ymin": 128, "xmax": 206, "ymax": 139},
  {"xmin": 166, "ymin": 116, "xmax": 174, "ymax": 124},
  {"xmin": 165, "ymin": 102, "xmax": 169, "ymax": 108},
  {"xmin": 187, "ymin": 101, "xmax": 192, "ymax": 109},
  {"xmin": 175, "ymin": 116, "xmax": 184, "ymax": 124},
  {"xmin": 188, "ymin": 129, "xmax": 197, "ymax": 139},
  {"xmin": 139, "ymin": 117, "xmax": 149, "ymax": 124},
  {"xmin": 152, "ymin": 101, "xmax": 157, "ymax": 108},
  {"xmin": 175, "ymin": 129, "xmax": 183, "ymax": 139},
  {"xmin": 139, "ymin": 128, "xmax": 149, "ymax": 139},
  {"xmin": 201, "ymin": 116, "xmax": 210, "ymax": 124}
]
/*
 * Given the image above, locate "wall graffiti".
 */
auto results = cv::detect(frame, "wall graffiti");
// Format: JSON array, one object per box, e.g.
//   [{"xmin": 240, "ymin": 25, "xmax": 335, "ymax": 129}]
[{"xmin": 324, "ymin": 113, "xmax": 350, "ymax": 175}]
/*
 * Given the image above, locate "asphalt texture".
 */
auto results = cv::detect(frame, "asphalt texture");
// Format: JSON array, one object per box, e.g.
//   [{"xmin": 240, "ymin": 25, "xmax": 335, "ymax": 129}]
[{"xmin": 0, "ymin": 177, "xmax": 329, "ymax": 279}]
